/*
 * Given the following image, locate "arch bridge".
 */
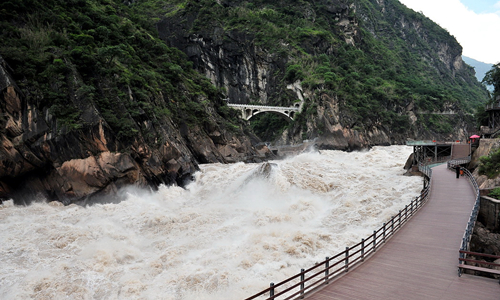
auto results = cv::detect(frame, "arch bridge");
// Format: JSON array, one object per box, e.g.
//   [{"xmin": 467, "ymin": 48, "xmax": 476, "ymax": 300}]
[{"xmin": 227, "ymin": 103, "xmax": 301, "ymax": 121}]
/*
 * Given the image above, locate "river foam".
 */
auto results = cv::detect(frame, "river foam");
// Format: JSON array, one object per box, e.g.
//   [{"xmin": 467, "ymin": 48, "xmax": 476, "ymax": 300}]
[{"xmin": 0, "ymin": 146, "xmax": 421, "ymax": 299}]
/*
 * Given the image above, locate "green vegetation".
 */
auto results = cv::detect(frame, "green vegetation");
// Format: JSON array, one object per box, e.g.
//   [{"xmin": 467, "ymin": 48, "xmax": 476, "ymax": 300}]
[
  {"xmin": 250, "ymin": 113, "xmax": 289, "ymax": 141},
  {"xmin": 479, "ymin": 148, "xmax": 500, "ymax": 178},
  {"xmin": 0, "ymin": 0, "xmax": 239, "ymax": 141},
  {"xmin": 483, "ymin": 63, "xmax": 500, "ymax": 100},
  {"xmin": 487, "ymin": 187, "xmax": 500, "ymax": 199},
  {"xmin": 161, "ymin": 0, "xmax": 488, "ymax": 138}
]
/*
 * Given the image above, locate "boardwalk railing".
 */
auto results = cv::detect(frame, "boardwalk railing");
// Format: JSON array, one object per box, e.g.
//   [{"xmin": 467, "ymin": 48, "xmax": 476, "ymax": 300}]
[
  {"xmin": 456, "ymin": 166, "xmax": 480, "ymax": 275},
  {"xmin": 458, "ymin": 250, "xmax": 500, "ymax": 282},
  {"xmin": 445, "ymin": 157, "xmax": 490, "ymax": 278},
  {"xmin": 418, "ymin": 163, "xmax": 432, "ymax": 179},
  {"xmin": 446, "ymin": 157, "xmax": 477, "ymax": 255},
  {"xmin": 447, "ymin": 156, "xmax": 471, "ymax": 169},
  {"xmin": 245, "ymin": 169, "xmax": 432, "ymax": 300}
]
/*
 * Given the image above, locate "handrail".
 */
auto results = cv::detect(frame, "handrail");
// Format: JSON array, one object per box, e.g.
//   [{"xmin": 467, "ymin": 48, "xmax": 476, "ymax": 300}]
[
  {"xmin": 459, "ymin": 250, "xmax": 500, "ymax": 262},
  {"xmin": 446, "ymin": 157, "xmax": 483, "ymax": 277},
  {"xmin": 447, "ymin": 156, "xmax": 471, "ymax": 169},
  {"xmin": 227, "ymin": 103, "xmax": 300, "ymax": 111},
  {"xmin": 458, "ymin": 250, "xmax": 500, "ymax": 281},
  {"xmin": 418, "ymin": 163, "xmax": 432, "ymax": 179},
  {"xmin": 245, "ymin": 168, "xmax": 432, "ymax": 300},
  {"xmin": 457, "ymin": 167, "xmax": 480, "ymax": 263}
]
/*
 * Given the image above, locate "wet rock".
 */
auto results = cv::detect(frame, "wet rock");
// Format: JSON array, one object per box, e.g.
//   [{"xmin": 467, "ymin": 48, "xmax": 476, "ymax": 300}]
[{"xmin": 257, "ymin": 162, "xmax": 277, "ymax": 178}]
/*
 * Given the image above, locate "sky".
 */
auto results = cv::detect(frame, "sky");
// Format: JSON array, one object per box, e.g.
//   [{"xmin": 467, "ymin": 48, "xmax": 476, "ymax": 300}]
[{"xmin": 398, "ymin": 0, "xmax": 500, "ymax": 64}]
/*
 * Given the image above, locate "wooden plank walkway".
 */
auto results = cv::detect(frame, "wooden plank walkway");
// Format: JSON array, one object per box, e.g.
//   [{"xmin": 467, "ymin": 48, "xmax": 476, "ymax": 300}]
[{"xmin": 306, "ymin": 164, "xmax": 500, "ymax": 300}]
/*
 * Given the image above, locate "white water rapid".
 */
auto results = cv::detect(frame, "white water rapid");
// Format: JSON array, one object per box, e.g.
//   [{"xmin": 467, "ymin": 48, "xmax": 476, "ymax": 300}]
[{"xmin": 0, "ymin": 146, "xmax": 422, "ymax": 300}]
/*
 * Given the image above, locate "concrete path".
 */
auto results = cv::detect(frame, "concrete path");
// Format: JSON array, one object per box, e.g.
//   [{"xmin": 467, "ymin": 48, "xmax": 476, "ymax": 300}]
[{"xmin": 306, "ymin": 164, "xmax": 500, "ymax": 300}]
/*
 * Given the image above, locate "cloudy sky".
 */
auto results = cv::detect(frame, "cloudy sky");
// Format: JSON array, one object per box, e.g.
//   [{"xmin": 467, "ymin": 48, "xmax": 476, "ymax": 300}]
[{"xmin": 398, "ymin": 0, "xmax": 500, "ymax": 64}]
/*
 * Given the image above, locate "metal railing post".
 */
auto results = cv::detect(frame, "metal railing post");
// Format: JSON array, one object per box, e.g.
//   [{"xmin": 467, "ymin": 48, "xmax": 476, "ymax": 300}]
[
  {"xmin": 391, "ymin": 218, "xmax": 394, "ymax": 234},
  {"xmin": 325, "ymin": 257, "xmax": 330, "ymax": 283},
  {"xmin": 300, "ymin": 269, "xmax": 305, "ymax": 298},
  {"xmin": 270, "ymin": 283, "xmax": 274, "ymax": 298},
  {"xmin": 373, "ymin": 230, "xmax": 377, "ymax": 252},
  {"xmin": 361, "ymin": 238, "xmax": 365, "ymax": 261},
  {"xmin": 398, "ymin": 210, "xmax": 402, "ymax": 229},
  {"xmin": 345, "ymin": 248, "xmax": 349, "ymax": 272},
  {"xmin": 382, "ymin": 223, "xmax": 385, "ymax": 243}
]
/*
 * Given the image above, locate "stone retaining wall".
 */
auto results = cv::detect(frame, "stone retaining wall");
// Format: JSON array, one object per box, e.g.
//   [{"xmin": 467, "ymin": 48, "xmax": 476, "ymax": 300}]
[{"xmin": 479, "ymin": 195, "xmax": 500, "ymax": 233}]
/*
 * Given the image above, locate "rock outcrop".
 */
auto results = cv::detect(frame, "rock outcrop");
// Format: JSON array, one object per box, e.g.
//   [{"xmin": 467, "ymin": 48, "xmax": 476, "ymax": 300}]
[
  {"xmin": 471, "ymin": 222, "xmax": 500, "ymax": 257},
  {"xmin": 471, "ymin": 139, "xmax": 500, "ymax": 189},
  {"xmin": 0, "ymin": 56, "xmax": 269, "ymax": 204}
]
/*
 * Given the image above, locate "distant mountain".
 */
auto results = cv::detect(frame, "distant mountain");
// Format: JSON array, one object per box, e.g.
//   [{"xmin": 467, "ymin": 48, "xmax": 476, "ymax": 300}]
[{"xmin": 463, "ymin": 56, "xmax": 494, "ymax": 91}]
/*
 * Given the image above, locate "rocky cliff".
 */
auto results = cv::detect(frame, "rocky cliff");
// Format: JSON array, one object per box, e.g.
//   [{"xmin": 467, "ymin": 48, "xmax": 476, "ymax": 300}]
[
  {"xmin": 0, "ymin": 54, "xmax": 271, "ymax": 204},
  {"xmin": 0, "ymin": 0, "xmax": 274, "ymax": 204},
  {"xmin": 157, "ymin": 0, "xmax": 488, "ymax": 150}
]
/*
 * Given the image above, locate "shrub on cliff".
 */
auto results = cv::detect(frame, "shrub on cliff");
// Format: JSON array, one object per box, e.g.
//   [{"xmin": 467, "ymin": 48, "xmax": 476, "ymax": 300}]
[
  {"xmin": 479, "ymin": 148, "xmax": 500, "ymax": 178},
  {"xmin": 487, "ymin": 187, "xmax": 500, "ymax": 199}
]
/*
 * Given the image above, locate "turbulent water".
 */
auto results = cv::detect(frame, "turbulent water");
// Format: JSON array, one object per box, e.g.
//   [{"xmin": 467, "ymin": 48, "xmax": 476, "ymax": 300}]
[{"xmin": 0, "ymin": 146, "xmax": 422, "ymax": 300}]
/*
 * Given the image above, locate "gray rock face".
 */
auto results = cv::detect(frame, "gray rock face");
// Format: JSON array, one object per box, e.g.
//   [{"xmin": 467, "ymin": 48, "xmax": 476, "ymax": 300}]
[{"xmin": 158, "ymin": 20, "xmax": 288, "ymax": 106}]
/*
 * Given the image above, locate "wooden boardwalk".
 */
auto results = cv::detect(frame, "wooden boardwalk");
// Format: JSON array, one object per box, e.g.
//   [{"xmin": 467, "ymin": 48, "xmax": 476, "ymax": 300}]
[{"xmin": 306, "ymin": 164, "xmax": 500, "ymax": 300}]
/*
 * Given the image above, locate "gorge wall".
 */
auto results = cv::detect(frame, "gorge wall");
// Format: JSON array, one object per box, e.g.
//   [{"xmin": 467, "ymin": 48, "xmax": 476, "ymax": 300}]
[
  {"xmin": 157, "ymin": 0, "xmax": 488, "ymax": 150},
  {"xmin": 0, "ymin": 56, "xmax": 266, "ymax": 204}
]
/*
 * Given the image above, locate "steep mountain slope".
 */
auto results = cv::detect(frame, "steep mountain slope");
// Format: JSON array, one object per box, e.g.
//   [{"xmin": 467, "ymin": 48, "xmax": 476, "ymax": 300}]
[
  {"xmin": 158, "ymin": 0, "xmax": 489, "ymax": 148},
  {"xmin": 0, "ymin": 0, "xmax": 491, "ymax": 203},
  {"xmin": 0, "ymin": 0, "xmax": 269, "ymax": 204}
]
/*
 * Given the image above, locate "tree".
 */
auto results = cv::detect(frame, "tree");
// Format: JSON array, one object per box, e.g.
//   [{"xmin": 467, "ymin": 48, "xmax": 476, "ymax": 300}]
[{"xmin": 483, "ymin": 63, "xmax": 500, "ymax": 100}]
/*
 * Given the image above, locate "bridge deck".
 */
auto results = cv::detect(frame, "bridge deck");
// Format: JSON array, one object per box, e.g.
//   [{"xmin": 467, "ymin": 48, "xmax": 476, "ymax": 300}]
[{"xmin": 306, "ymin": 164, "xmax": 500, "ymax": 300}]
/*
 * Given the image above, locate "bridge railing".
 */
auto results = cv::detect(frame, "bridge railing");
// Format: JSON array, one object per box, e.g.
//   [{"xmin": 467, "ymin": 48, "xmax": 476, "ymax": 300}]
[
  {"xmin": 245, "ymin": 170, "xmax": 432, "ymax": 300},
  {"xmin": 227, "ymin": 103, "xmax": 300, "ymax": 111}
]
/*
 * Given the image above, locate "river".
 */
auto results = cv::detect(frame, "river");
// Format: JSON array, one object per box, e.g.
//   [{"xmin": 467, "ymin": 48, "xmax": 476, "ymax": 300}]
[{"xmin": 0, "ymin": 146, "xmax": 422, "ymax": 299}]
